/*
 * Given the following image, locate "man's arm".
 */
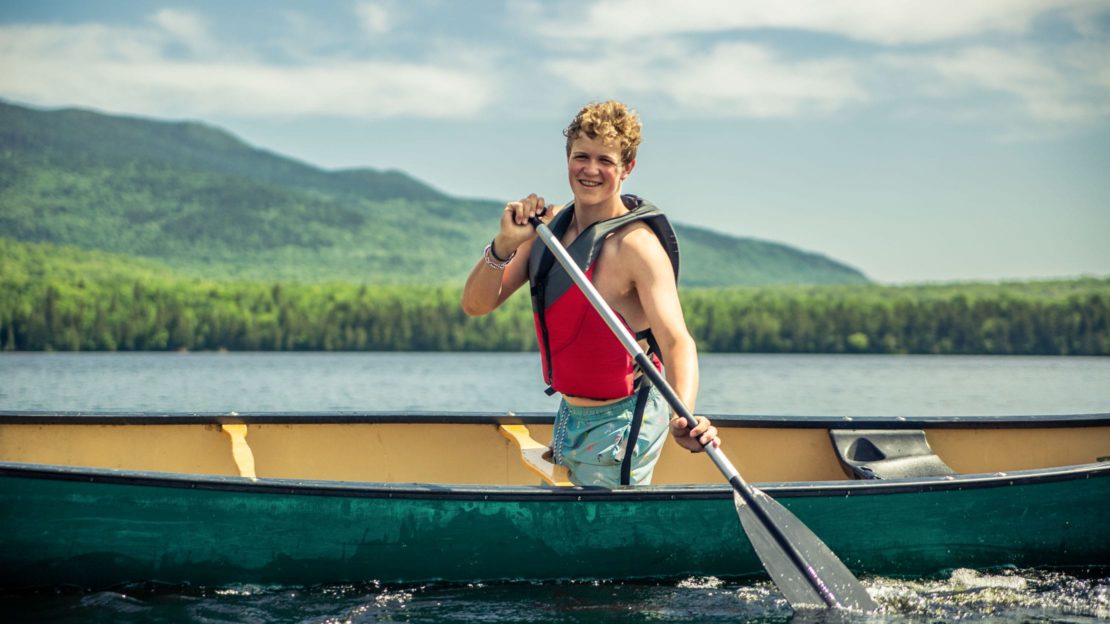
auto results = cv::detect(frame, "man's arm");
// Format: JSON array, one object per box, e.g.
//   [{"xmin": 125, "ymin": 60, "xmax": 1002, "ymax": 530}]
[
  {"xmin": 621, "ymin": 228, "xmax": 719, "ymax": 451},
  {"xmin": 460, "ymin": 237, "xmax": 531, "ymax": 317},
  {"xmin": 461, "ymin": 195, "xmax": 553, "ymax": 317}
]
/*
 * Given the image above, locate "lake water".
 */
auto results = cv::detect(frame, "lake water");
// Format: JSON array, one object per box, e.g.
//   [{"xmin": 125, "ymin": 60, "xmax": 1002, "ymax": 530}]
[
  {"xmin": 2, "ymin": 351, "xmax": 1108, "ymax": 415},
  {"xmin": 2, "ymin": 352, "xmax": 1108, "ymax": 623}
]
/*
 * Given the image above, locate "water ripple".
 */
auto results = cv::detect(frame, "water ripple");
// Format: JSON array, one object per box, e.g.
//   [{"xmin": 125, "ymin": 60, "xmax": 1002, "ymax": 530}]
[{"xmin": 4, "ymin": 568, "xmax": 1107, "ymax": 623}]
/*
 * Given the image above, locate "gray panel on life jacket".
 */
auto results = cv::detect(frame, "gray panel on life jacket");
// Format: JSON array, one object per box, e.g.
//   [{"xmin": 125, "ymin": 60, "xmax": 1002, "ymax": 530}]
[{"xmin": 527, "ymin": 195, "xmax": 680, "ymax": 307}]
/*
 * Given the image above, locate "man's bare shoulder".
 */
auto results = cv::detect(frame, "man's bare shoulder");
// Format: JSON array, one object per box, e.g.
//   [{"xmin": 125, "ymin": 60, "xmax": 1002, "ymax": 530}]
[
  {"xmin": 613, "ymin": 221, "xmax": 666, "ymax": 258},
  {"xmin": 608, "ymin": 221, "xmax": 673, "ymax": 284}
]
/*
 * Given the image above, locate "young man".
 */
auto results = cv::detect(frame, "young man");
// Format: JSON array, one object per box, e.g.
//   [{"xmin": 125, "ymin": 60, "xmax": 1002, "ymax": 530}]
[{"xmin": 461, "ymin": 101, "xmax": 718, "ymax": 487}]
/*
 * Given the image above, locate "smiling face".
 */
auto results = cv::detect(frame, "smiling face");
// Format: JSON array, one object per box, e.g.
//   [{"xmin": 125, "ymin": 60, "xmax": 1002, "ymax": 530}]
[
  {"xmin": 567, "ymin": 134, "xmax": 635, "ymax": 210},
  {"xmin": 562, "ymin": 101, "xmax": 642, "ymax": 212}
]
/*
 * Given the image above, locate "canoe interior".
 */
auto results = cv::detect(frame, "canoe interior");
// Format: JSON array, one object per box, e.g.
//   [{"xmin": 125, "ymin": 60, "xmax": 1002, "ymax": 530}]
[{"xmin": 2, "ymin": 413, "xmax": 1108, "ymax": 485}]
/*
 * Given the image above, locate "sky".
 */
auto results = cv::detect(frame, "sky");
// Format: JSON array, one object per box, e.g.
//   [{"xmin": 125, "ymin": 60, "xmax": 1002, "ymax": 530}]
[{"xmin": 0, "ymin": 0, "xmax": 1108, "ymax": 284}]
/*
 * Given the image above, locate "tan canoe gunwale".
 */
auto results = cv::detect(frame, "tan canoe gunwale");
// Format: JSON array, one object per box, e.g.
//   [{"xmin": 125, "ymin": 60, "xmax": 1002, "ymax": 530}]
[
  {"xmin": 2, "ymin": 410, "xmax": 1108, "ymax": 428},
  {"xmin": 2, "ymin": 458, "xmax": 1108, "ymax": 502},
  {"xmin": 3, "ymin": 411, "xmax": 1107, "ymax": 488}
]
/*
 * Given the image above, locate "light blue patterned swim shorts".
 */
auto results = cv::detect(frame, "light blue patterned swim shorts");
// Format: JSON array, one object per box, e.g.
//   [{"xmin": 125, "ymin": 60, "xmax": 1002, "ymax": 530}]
[{"xmin": 551, "ymin": 385, "xmax": 669, "ymax": 487}]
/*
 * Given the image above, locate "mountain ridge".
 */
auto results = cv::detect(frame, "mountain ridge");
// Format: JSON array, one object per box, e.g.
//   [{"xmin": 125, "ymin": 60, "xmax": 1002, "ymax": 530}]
[{"xmin": 0, "ymin": 100, "xmax": 868, "ymax": 286}]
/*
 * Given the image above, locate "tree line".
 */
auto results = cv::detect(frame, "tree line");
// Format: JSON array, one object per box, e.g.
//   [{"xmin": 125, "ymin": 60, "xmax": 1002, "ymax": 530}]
[
  {"xmin": 2, "ymin": 272, "xmax": 1107, "ymax": 355},
  {"xmin": 680, "ymin": 282, "xmax": 1108, "ymax": 355}
]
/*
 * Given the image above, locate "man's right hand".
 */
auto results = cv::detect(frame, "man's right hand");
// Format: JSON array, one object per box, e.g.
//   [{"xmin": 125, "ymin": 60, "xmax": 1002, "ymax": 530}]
[{"xmin": 496, "ymin": 194, "xmax": 555, "ymax": 258}]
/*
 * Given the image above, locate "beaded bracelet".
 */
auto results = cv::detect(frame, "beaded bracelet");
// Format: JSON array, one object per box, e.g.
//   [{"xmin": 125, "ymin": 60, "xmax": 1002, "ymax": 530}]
[
  {"xmin": 488, "ymin": 238, "xmax": 512, "ymax": 263},
  {"xmin": 483, "ymin": 240, "xmax": 514, "ymax": 270}
]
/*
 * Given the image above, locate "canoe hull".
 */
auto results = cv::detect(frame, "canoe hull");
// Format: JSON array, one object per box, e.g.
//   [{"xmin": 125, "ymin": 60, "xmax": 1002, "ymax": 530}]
[{"xmin": 2, "ymin": 461, "xmax": 1107, "ymax": 588}]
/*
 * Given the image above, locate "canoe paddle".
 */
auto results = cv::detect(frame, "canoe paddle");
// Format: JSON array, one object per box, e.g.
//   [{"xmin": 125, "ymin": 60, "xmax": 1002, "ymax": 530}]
[{"xmin": 529, "ymin": 214, "xmax": 877, "ymax": 612}]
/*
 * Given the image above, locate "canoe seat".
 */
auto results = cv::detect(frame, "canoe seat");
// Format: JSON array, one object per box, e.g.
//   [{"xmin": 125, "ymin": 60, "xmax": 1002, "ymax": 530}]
[
  {"xmin": 829, "ymin": 429, "xmax": 956, "ymax": 480},
  {"xmin": 499, "ymin": 424, "xmax": 572, "ymax": 486},
  {"xmin": 220, "ymin": 424, "xmax": 258, "ymax": 480}
]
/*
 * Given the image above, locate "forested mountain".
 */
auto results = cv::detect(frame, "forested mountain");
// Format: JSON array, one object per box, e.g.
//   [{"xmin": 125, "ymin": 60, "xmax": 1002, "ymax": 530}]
[
  {"xmin": 0, "ymin": 100, "xmax": 867, "ymax": 286},
  {"xmin": 5, "ymin": 237, "xmax": 1106, "ymax": 354}
]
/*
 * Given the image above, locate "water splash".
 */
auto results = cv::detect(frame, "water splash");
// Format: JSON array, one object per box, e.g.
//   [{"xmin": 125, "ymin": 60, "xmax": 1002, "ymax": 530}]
[
  {"xmin": 676, "ymin": 576, "xmax": 726, "ymax": 589},
  {"xmin": 867, "ymin": 567, "xmax": 1109, "ymax": 621},
  {"xmin": 2, "ymin": 568, "xmax": 1106, "ymax": 623}
]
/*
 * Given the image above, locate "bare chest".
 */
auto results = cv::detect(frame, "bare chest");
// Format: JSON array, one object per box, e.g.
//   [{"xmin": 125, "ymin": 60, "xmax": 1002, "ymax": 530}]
[{"xmin": 586, "ymin": 237, "xmax": 647, "ymax": 330}]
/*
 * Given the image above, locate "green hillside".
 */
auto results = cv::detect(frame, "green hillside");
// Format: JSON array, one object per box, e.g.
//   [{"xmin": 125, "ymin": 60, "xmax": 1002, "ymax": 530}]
[
  {"xmin": 0, "ymin": 100, "xmax": 868, "ymax": 286},
  {"xmin": 4, "ymin": 237, "xmax": 1105, "ymax": 354}
]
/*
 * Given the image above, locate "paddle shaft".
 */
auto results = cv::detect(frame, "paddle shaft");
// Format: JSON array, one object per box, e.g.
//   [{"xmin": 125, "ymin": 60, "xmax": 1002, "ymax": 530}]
[{"xmin": 530, "ymin": 217, "xmax": 840, "ymax": 608}]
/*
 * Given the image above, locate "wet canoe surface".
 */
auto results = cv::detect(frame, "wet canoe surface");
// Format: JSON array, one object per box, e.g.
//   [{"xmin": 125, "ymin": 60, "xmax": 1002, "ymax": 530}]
[{"xmin": 2, "ymin": 460, "xmax": 1107, "ymax": 588}]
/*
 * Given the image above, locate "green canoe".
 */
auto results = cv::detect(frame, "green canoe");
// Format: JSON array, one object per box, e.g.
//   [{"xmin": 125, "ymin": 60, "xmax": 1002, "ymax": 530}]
[{"xmin": 1, "ymin": 411, "xmax": 1107, "ymax": 588}]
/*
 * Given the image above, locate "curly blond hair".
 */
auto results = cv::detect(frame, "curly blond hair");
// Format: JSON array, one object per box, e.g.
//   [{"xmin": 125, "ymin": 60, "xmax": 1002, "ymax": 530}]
[{"xmin": 563, "ymin": 100, "xmax": 642, "ymax": 166}]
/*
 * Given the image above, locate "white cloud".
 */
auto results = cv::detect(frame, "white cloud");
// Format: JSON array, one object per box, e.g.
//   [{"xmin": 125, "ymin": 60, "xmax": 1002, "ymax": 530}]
[
  {"xmin": 0, "ymin": 2, "xmax": 1104, "ymax": 126},
  {"xmin": 355, "ymin": 1, "xmax": 393, "ymax": 36},
  {"xmin": 930, "ymin": 47, "xmax": 1102, "ymax": 121},
  {"xmin": 534, "ymin": 0, "xmax": 1104, "ymax": 46},
  {"xmin": 0, "ymin": 20, "xmax": 493, "ymax": 119},
  {"xmin": 880, "ymin": 44, "xmax": 1110, "ymax": 123},
  {"xmin": 149, "ymin": 9, "xmax": 220, "ymax": 56},
  {"xmin": 533, "ymin": 0, "xmax": 1109, "ymax": 124},
  {"xmin": 549, "ymin": 41, "xmax": 865, "ymax": 118}
]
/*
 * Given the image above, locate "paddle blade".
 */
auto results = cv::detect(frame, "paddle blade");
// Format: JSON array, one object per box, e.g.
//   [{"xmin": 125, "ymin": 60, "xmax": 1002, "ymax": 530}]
[{"xmin": 734, "ymin": 488, "xmax": 877, "ymax": 611}]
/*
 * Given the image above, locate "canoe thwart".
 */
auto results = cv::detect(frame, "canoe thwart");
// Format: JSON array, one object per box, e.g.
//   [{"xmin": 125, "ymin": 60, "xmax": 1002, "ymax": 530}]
[
  {"xmin": 220, "ymin": 424, "xmax": 258, "ymax": 480},
  {"xmin": 498, "ymin": 424, "xmax": 572, "ymax": 486},
  {"xmin": 830, "ymin": 429, "xmax": 956, "ymax": 480}
]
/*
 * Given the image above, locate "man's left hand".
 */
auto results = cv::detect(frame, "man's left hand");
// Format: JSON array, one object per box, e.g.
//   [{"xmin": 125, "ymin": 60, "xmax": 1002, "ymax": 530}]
[{"xmin": 669, "ymin": 415, "xmax": 720, "ymax": 452}]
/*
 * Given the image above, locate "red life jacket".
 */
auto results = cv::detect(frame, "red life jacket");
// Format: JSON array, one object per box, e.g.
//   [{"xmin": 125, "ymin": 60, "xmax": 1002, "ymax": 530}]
[{"xmin": 528, "ymin": 195, "xmax": 680, "ymax": 400}]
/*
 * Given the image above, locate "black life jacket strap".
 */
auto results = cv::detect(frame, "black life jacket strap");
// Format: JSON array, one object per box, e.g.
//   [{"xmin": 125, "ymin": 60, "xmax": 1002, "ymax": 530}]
[
  {"xmin": 634, "ymin": 328, "xmax": 661, "ymax": 359},
  {"xmin": 620, "ymin": 376, "xmax": 653, "ymax": 486},
  {"xmin": 619, "ymin": 328, "xmax": 664, "ymax": 485},
  {"xmin": 531, "ymin": 243, "xmax": 560, "ymax": 390}
]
